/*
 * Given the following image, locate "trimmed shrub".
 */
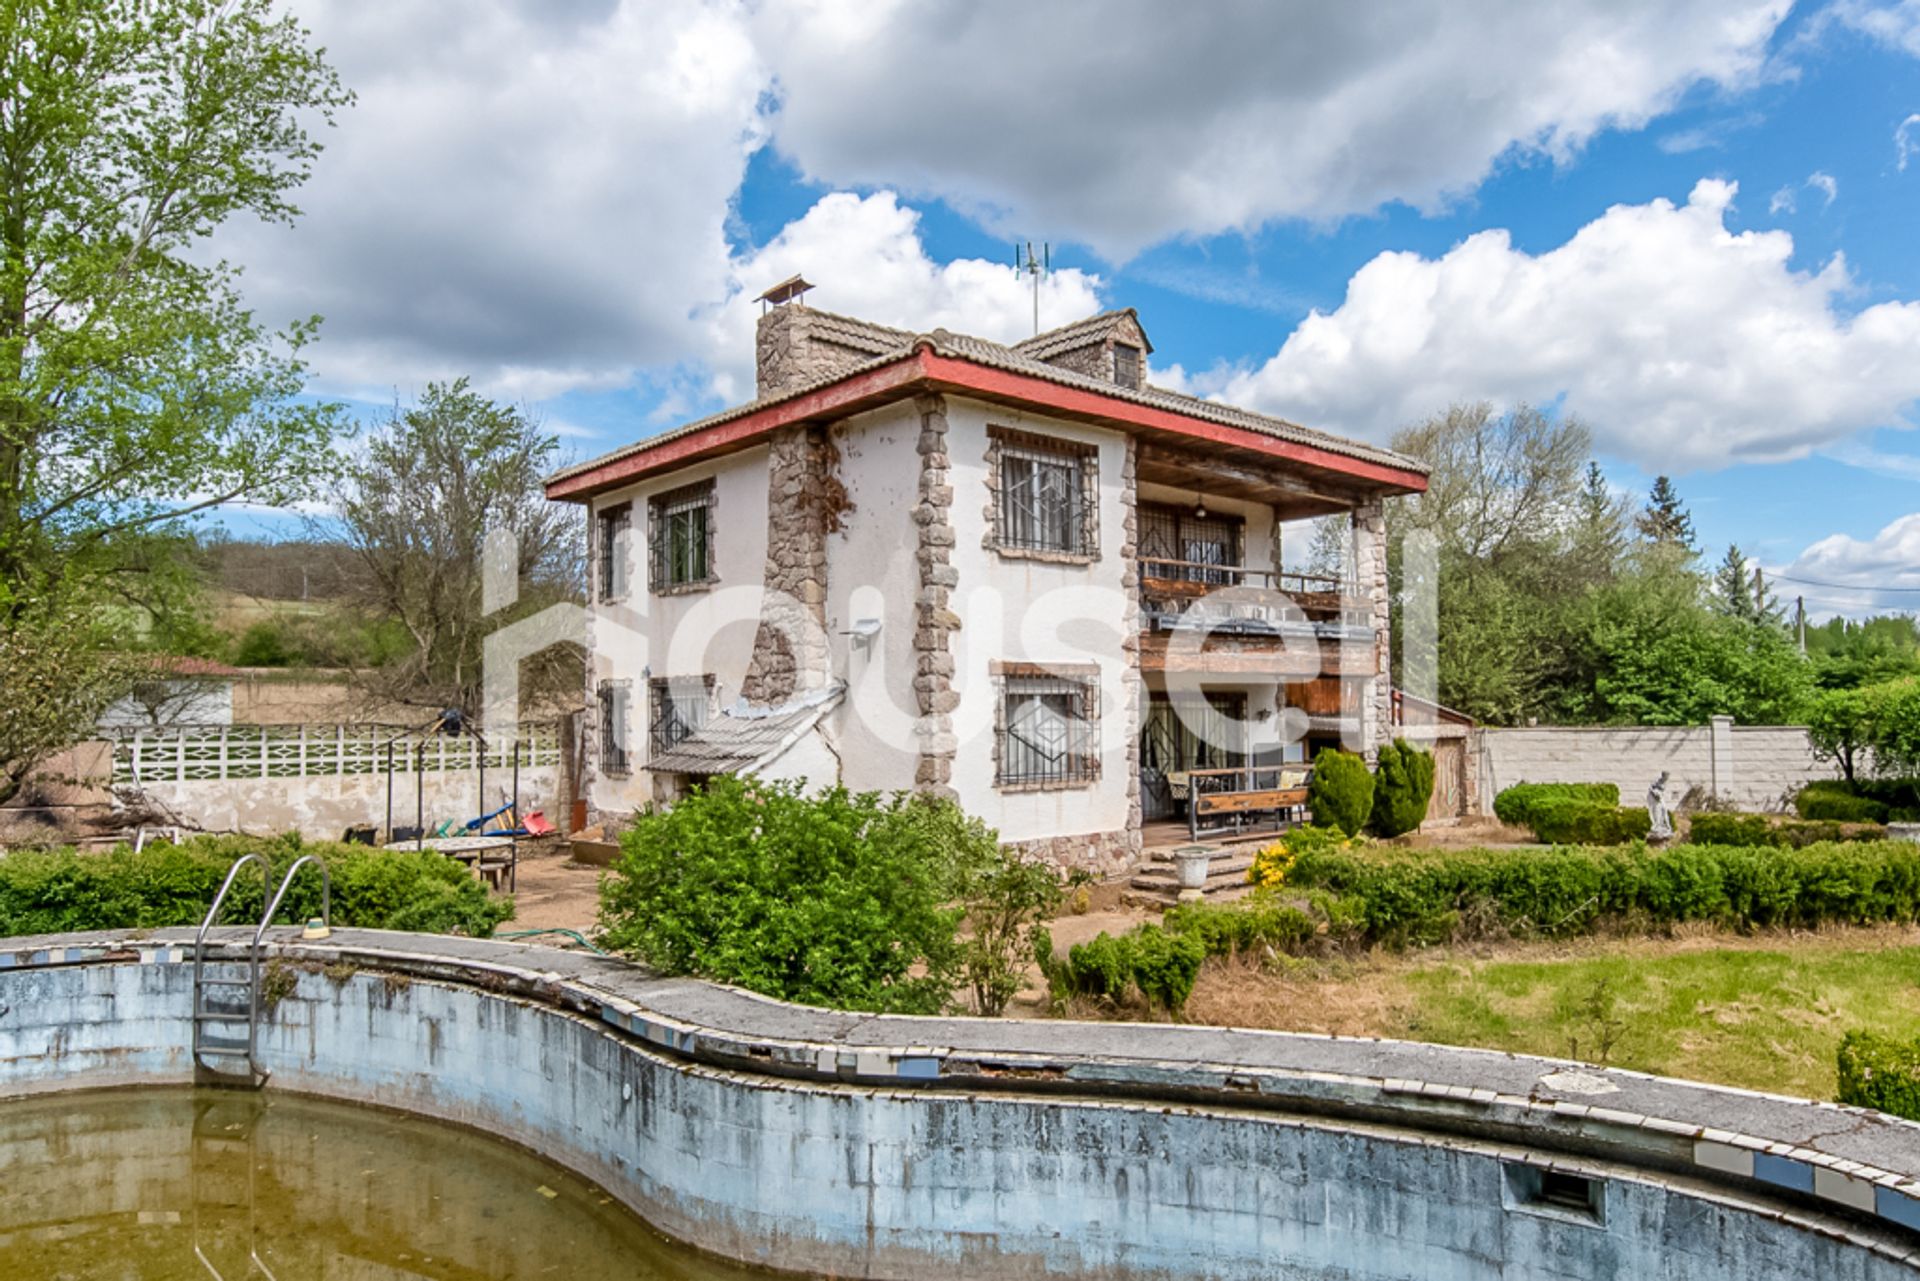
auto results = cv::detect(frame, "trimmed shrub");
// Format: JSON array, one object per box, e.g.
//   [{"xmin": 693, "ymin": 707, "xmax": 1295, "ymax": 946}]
[
  {"xmin": 1163, "ymin": 895, "xmax": 1316, "ymax": 957},
  {"xmin": 1837, "ymin": 1030, "xmax": 1920, "ymax": 1121},
  {"xmin": 1526, "ymin": 801, "xmax": 1652, "ymax": 846},
  {"xmin": 600, "ymin": 777, "xmax": 987, "ymax": 1014},
  {"xmin": 1493, "ymin": 783, "xmax": 1620, "ymax": 829},
  {"xmin": 1796, "ymin": 783, "xmax": 1891, "ymax": 824},
  {"xmin": 1059, "ymin": 927, "xmax": 1205, "ymax": 1016},
  {"xmin": 1309, "ymin": 748, "xmax": 1374, "ymax": 837},
  {"xmin": 1371, "ymin": 740, "xmax": 1435, "ymax": 838},
  {"xmin": 1285, "ymin": 839, "xmax": 1920, "ymax": 949},
  {"xmin": 0, "ymin": 834, "xmax": 512, "ymax": 939},
  {"xmin": 1689, "ymin": 812, "xmax": 1887, "ymax": 849}
]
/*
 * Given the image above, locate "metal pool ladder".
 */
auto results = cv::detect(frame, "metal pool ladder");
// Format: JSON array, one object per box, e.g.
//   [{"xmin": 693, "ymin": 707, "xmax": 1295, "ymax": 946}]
[{"xmin": 191, "ymin": 854, "xmax": 331, "ymax": 1085}]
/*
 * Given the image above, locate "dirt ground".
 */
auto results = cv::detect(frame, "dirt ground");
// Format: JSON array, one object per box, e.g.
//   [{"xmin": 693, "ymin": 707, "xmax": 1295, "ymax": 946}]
[{"xmin": 498, "ymin": 843, "xmax": 605, "ymax": 938}]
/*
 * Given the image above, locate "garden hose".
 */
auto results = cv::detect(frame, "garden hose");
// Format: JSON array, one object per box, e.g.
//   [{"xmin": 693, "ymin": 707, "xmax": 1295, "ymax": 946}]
[{"xmin": 494, "ymin": 927, "xmax": 607, "ymax": 955}]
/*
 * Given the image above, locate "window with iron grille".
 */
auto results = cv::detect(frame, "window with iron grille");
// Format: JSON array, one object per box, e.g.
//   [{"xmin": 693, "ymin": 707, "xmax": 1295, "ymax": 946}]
[
  {"xmin": 997, "ymin": 671, "xmax": 1099, "ymax": 788},
  {"xmin": 649, "ymin": 676, "xmax": 711, "ymax": 756},
  {"xmin": 1113, "ymin": 342, "xmax": 1142, "ymax": 389},
  {"xmin": 989, "ymin": 429, "xmax": 1098, "ymax": 559},
  {"xmin": 597, "ymin": 680, "xmax": 631, "ymax": 775},
  {"xmin": 597, "ymin": 502, "xmax": 631, "ymax": 599},
  {"xmin": 648, "ymin": 480, "xmax": 716, "ymax": 592}
]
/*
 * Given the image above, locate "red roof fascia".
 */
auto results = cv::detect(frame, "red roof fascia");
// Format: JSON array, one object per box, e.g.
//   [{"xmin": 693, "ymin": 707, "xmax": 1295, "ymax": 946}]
[
  {"xmin": 547, "ymin": 343, "xmax": 1427, "ymax": 501},
  {"xmin": 915, "ymin": 352, "xmax": 1427, "ymax": 493},
  {"xmin": 544, "ymin": 354, "xmax": 930, "ymax": 500}
]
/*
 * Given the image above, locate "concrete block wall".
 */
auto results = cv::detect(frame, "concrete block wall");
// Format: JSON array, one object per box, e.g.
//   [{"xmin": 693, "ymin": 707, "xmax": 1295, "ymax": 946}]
[{"xmin": 1476, "ymin": 719, "xmax": 1837, "ymax": 815}]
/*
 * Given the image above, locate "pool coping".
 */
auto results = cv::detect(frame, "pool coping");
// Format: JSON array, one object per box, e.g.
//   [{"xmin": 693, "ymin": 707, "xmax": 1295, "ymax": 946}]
[{"xmin": 8, "ymin": 926, "xmax": 1920, "ymax": 1256}]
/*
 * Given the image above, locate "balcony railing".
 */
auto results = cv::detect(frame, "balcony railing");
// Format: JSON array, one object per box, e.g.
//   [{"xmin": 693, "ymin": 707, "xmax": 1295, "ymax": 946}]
[{"xmin": 1138, "ymin": 557, "xmax": 1361, "ymax": 633}]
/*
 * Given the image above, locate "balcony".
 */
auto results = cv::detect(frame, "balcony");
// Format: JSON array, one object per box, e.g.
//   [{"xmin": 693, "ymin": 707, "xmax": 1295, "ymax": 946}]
[{"xmin": 1137, "ymin": 557, "xmax": 1374, "ymax": 676}]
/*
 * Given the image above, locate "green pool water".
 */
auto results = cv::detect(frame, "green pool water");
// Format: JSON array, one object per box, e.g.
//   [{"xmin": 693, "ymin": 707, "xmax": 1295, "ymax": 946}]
[{"xmin": 0, "ymin": 1088, "xmax": 778, "ymax": 1280}]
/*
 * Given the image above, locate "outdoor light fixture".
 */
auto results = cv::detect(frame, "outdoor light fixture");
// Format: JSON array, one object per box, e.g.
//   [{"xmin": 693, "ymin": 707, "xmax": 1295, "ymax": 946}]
[
  {"xmin": 1193, "ymin": 490, "xmax": 1209, "ymax": 520},
  {"xmin": 843, "ymin": 618, "xmax": 883, "ymax": 653}
]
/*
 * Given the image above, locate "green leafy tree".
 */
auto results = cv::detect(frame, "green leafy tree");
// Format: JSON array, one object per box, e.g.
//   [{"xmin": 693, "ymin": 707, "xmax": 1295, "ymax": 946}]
[
  {"xmin": 955, "ymin": 845, "xmax": 1064, "ymax": 1017},
  {"xmin": 1806, "ymin": 686, "xmax": 1873, "ymax": 784},
  {"xmin": 0, "ymin": 0, "xmax": 352, "ymax": 613},
  {"xmin": 1635, "ymin": 476, "xmax": 1696, "ymax": 550},
  {"xmin": 1807, "ymin": 615, "xmax": 1920, "ymax": 690},
  {"xmin": 1570, "ymin": 462, "xmax": 1629, "ymax": 583},
  {"xmin": 1864, "ymin": 679, "xmax": 1920, "ymax": 777},
  {"xmin": 599, "ymin": 778, "xmax": 979, "ymax": 1014},
  {"xmin": 330, "ymin": 380, "xmax": 583, "ymax": 717},
  {"xmin": 0, "ymin": 604, "xmax": 135, "ymax": 806}
]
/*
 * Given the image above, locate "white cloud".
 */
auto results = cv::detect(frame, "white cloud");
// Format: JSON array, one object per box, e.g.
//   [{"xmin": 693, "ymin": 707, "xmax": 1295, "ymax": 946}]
[
  {"xmin": 1769, "ymin": 185, "xmax": 1797, "ymax": 214},
  {"xmin": 216, "ymin": 1, "xmax": 769, "ymax": 402},
  {"xmin": 1200, "ymin": 180, "xmax": 1920, "ymax": 471},
  {"xmin": 1808, "ymin": 170, "xmax": 1840, "ymax": 204},
  {"xmin": 1825, "ymin": 0, "xmax": 1920, "ymax": 57},
  {"xmin": 1900, "ymin": 113, "xmax": 1920, "ymax": 170},
  {"xmin": 756, "ymin": 0, "xmax": 1788, "ymax": 257},
  {"xmin": 695, "ymin": 192, "xmax": 1104, "ymax": 402},
  {"xmin": 1781, "ymin": 513, "xmax": 1920, "ymax": 615},
  {"xmin": 1774, "ymin": 170, "xmax": 1839, "ymax": 213}
]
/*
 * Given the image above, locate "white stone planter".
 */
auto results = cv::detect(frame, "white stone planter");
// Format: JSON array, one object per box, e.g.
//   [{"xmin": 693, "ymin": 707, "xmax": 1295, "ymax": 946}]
[{"xmin": 1173, "ymin": 846, "xmax": 1214, "ymax": 902}]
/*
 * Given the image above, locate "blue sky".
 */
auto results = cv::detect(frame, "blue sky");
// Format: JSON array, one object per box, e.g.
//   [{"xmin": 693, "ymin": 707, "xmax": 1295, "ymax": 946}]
[{"xmin": 217, "ymin": 1, "xmax": 1920, "ymax": 615}]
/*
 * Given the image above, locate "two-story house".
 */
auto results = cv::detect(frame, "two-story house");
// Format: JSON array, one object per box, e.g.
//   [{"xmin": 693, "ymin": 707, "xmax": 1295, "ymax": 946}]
[{"xmin": 545, "ymin": 279, "xmax": 1427, "ymax": 874}]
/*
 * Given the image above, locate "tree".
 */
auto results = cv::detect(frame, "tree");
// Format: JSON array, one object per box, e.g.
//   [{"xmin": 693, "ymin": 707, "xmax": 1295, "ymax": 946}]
[
  {"xmin": 1391, "ymin": 402, "xmax": 1590, "ymax": 560},
  {"xmin": 1714, "ymin": 545, "xmax": 1758, "ymax": 621},
  {"xmin": 0, "ymin": 0, "xmax": 352, "ymax": 614},
  {"xmin": 1806, "ymin": 686, "xmax": 1873, "ymax": 784},
  {"xmin": 1569, "ymin": 462, "xmax": 1629, "ymax": 581},
  {"xmin": 0, "ymin": 605, "xmax": 135, "ymax": 807},
  {"xmin": 330, "ymin": 380, "xmax": 583, "ymax": 719},
  {"xmin": 1636, "ymin": 476, "xmax": 1696, "ymax": 550}
]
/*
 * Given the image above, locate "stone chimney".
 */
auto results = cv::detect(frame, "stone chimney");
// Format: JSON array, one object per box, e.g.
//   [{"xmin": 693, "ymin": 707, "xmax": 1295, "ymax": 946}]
[{"xmin": 753, "ymin": 275, "xmax": 913, "ymax": 399}]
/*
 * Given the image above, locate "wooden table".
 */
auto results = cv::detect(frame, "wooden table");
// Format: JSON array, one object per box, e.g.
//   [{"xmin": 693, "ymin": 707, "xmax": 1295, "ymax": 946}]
[{"xmin": 383, "ymin": 836, "xmax": 515, "ymax": 889}]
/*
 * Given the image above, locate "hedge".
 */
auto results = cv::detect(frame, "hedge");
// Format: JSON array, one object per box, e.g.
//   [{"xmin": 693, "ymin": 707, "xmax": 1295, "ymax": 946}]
[
  {"xmin": 1040, "ymin": 896, "xmax": 1311, "ymax": 1016},
  {"xmin": 0, "ymin": 834, "xmax": 513, "ymax": 939},
  {"xmin": 1526, "ymin": 801, "xmax": 1651, "ymax": 846},
  {"xmin": 1795, "ymin": 785, "xmax": 1890, "ymax": 824},
  {"xmin": 1493, "ymin": 783, "xmax": 1620, "ymax": 829},
  {"xmin": 1286, "ymin": 839, "xmax": 1920, "ymax": 948},
  {"xmin": 1836, "ymin": 1030, "xmax": 1920, "ymax": 1121},
  {"xmin": 1688, "ymin": 812, "xmax": 1887, "ymax": 849}
]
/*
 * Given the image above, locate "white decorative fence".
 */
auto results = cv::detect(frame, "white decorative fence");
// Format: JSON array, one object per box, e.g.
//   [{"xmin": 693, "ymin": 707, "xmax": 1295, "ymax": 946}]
[
  {"xmin": 104, "ymin": 723, "xmax": 566, "ymax": 839},
  {"xmin": 111, "ymin": 724, "xmax": 561, "ymax": 785}
]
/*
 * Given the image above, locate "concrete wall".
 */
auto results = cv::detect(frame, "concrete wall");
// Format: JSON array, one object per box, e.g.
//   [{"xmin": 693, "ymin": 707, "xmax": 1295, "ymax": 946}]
[
  {"xmin": 129, "ymin": 764, "xmax": 560, "ymax": 838},
  {"xmin": 4, "ymin": 932, "xmax": 1917, "ymax": 1281},
  {"xmin": 1477, "ymin": 719, "xmax": 1837, "ymax": 814}
]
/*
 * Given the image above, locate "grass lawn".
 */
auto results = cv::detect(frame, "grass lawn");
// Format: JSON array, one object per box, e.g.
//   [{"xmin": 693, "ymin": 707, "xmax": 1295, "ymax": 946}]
[{"xmin": 1180, "ymin": 925, "xmax": 1920, "ymax": 1100}]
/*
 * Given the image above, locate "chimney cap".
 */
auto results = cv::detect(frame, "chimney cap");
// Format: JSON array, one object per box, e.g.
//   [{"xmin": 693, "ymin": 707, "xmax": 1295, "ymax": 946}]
[{"xmin": 756, "ymin": 274, "xmax": 814, "ymax": 310}]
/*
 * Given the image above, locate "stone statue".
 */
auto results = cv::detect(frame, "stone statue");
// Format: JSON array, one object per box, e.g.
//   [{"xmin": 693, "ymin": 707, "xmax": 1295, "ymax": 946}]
[{"xmin": 1647, "ymin": 771, "xmax": 1674, "ymax": 841}]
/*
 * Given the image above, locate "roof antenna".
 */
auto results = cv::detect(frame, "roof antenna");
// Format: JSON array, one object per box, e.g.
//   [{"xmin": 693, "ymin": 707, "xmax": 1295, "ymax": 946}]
[{"xmin": 1015, "ymin": 241, "xmax": 1049, "ymax": 336}]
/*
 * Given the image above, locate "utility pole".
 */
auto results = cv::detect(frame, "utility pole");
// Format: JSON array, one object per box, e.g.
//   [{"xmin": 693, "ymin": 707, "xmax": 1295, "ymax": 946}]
[{"xmin": 1796, "ymin": 595, "xmax": 1807, "ymax": 655}]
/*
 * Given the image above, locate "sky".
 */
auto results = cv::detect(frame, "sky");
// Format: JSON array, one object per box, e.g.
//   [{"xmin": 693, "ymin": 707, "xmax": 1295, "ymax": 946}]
[{"xmin": 212, "ymin": 0, "xmax": 1920, "ymax": 619}]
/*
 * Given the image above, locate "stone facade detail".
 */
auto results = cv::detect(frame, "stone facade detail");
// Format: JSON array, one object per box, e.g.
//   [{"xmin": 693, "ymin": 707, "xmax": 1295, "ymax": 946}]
[
  {"xmin": 741, "ymin": 425, "xmax": 835, "ymax": 706},
  {"xmin": 1351, "ymin": 497, "xmax": 1391, "ymax": 762},
  {"xmin": 1003, "ymin": 829, "xmax": 1139, "ymax": 880},
  {"xmin": 912, "ymin": 394, "xmax": 960, "ymax": 799},
  {"xmin": 1118, "ymin": 436, "xmax": 1144, "ymax": 862},
  {"xmin": 755, "ymin": 305, "xmax": 907, "ymax": 399}
]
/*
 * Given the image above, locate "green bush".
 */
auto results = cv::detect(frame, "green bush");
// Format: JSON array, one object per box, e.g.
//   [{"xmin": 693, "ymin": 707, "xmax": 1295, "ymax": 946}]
[
  {"xmin": 1162, "ymin": 894, "xmax": 1316, "ymax": 957},
  {"xmin": 956, "ymin": 847, "xmax": 1064, "ymax": 1017},
  {"xmin": 1795, "ymin": 782, "xmax": 1891, "ymax": 824},
  {"xmin": 1493, "ymin": 783, "xmax": 1620, "ymax": 828},
  {"xmin": 1689, "ymin": 812, "xmax": 1886, "ymax": 849},
  {"xmin": 599, "ymin": 777, "xmax": 984, "ymax": 1014},
  {"xmin": 1371, "ymin": 740, "xmax": 1435, "ymax": 838},
  {"xmin": 1837, "ymin": 1030, "xmax": 1920, "ymax": 1121},
  {"xmin": 1527, "ymin": 801, "xmax": 1652, "ymax": 846},
  {"xmin": 0, "ymin": 834, "xmax": 511, "ymax": 939},
  {"xmin": 1286, "ymin": 839, "xmax": 1920, "ymax": 949},
  {"xmin": 1309, "ymin": 748, "xmax": 1374, "ymax": 836},
  {"xmin": 1059, "ymin": 926, "xmax": 1205, "ymax": 1016}
]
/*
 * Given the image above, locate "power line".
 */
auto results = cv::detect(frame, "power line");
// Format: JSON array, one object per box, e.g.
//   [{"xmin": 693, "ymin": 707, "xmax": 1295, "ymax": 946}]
[{"xmin": 1767, "ymin": 572, "xmax": 1920, "ymax": 594}]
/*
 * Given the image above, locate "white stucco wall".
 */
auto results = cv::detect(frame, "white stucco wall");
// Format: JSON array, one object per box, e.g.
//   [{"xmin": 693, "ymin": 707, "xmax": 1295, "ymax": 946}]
[
  {"xmin": 943, "ymin": 397, "xmax": 1132, "ymax": 844},
  {"xmin": 585, "ymin": 446, "xmax": 771, "ymax": 817},
  {"xmin": 820, "ymin": 401, "xmax": 923, "ymax": 794}
]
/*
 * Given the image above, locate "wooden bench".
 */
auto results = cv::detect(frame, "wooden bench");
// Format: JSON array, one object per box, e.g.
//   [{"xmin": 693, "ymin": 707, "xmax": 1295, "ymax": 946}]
[{"xmin": 1185, "ymin": 768, "xmax": 1312, "ymax": 838}]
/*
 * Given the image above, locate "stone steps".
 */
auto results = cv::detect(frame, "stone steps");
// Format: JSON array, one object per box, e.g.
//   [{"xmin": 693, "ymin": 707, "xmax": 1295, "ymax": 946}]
[{"xmin": 1127, "ymin": 850, "xmax": 1259, "ymax": 905}]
